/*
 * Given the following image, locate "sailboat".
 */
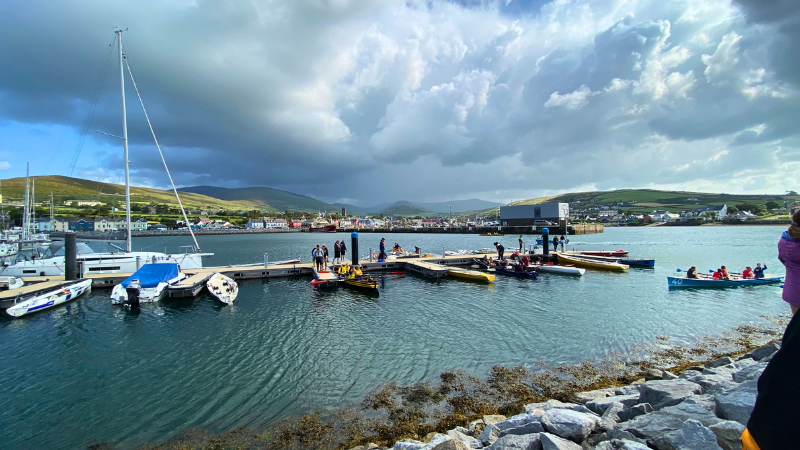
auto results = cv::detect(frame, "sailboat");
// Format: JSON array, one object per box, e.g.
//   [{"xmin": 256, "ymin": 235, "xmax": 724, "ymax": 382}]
[{"xmin": 0, "ymin": 30, "xmax": 212, "ymax": 278}]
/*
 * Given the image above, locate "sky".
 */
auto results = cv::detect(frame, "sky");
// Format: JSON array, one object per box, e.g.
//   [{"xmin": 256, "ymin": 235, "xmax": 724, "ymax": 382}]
[{"xmin": 0, "ymin": 0, "xmax": 798, "ymax": 206}]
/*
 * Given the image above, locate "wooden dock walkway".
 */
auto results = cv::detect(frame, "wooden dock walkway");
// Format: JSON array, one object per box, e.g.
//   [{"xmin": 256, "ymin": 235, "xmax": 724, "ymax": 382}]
[
  {"xmin": 167, "ymin": 272, "xmax": 212, "ymax": 298},
  {"xmin": 312, "ymin": 268, "xmax": 338, "ymax": 283},
  {"xmin": 16, "ymin": 253, "xmax": 497, "ymax": 289}
]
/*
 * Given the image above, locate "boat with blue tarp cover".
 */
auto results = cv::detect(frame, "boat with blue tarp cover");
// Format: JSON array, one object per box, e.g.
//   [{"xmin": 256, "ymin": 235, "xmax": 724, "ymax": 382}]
[
  {"xmin": 667, "ymin": 275, "xmax": 783, "ymax": 288},
  {"xmin": 111, "ymin": 263, "xmax": 186, "ymax": 306}
]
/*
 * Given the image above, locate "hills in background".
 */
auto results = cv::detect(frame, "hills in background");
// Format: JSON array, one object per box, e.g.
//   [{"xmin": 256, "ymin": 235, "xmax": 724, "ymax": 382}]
[{"xmin": 2, "ymin": 175, "xmax": 795, "ymax": 217}]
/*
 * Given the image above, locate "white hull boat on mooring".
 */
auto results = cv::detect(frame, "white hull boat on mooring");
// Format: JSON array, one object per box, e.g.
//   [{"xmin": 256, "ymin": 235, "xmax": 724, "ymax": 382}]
[
  {"xmin": 206, "ymin": 273, "xmax": 238, "ymax": 305},
  {"xmin": 111, "ymin": 263, "xmax": 186, "ymax": 307},
  {"xmin": 6, "ymin": 279, "xmax": 92, "ymax": 318}
]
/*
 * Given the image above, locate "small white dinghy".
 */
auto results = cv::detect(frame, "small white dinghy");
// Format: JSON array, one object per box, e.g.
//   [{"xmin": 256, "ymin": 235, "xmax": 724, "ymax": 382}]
[
  {"xmin": 206, "ymin": 273, "xmax": 238, "ymax": 305},
  {"xmin": 6, "ymin": 279, "xmax": 92, "ymax": 318},
  {"xmin": 0, "ymin": 276, "xmax": 24, "ymax": 290}
]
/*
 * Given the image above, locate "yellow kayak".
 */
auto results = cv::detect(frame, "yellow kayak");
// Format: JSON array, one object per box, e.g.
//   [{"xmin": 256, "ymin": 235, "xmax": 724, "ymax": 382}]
[
  {"xmin": 556, "ymin": 253, "xmax": 629, "ymax": 271},
  {"xmin": 447, "ymin": 267, "xmax": 496, "ymax": 282}
]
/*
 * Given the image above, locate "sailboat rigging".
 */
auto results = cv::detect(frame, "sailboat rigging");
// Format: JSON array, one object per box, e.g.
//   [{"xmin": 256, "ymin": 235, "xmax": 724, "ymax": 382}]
[{"xmin": 0, "ymin": 30, "xmax": 211, "ymax": 280}]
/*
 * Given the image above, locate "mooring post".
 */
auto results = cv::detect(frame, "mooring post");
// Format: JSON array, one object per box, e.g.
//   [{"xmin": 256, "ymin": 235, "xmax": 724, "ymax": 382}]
[
  {"xmin": 264, "ymin": 253, "xmax": 269, "ymax": 268},
  {"xmin": 542, "ymin": 227, "xmax": 550, "ymax": 256},
  {"xmin": 65, "ymin": 231, "xmax": 77, "ymax": 280},
  {"xmin": 351, "ymin": 232, "xmax": 359, "ymax": 265}
]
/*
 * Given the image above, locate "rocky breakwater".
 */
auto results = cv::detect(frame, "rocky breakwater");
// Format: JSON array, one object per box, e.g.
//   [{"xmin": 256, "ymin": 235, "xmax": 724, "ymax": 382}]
[{"xmin": 361, "ymin": 342, "xmax": 780, "ymax": 450}]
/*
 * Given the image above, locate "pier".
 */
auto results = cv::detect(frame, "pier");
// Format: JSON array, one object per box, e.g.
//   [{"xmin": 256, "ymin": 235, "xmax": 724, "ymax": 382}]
[{"xmin": 16, "ymin": 253, "xmax": 496, "ymax": 289}]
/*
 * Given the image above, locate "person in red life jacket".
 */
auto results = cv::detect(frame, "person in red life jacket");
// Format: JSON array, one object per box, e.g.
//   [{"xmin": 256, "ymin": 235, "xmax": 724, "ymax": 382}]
[
  {"xmin": 742, "ymin": 266, "xmax": 754, "ymax": 279},
  {"xmin": 742, "ymin": 212, "xmax": 800, "ymax": 450},
  {"xmin": 520, "ymin": 254, "xmax": 530, "ymax": 267},
  {"xmin": 712, "ymin": 268, "xmax": 722, "ymax": 280},
  {"xmin": 720, "ymin": 265, "xmax": 731, "ymax": 280}
]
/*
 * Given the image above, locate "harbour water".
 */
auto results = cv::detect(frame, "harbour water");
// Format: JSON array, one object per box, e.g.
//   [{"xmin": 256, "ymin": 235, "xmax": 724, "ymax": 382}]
[{"xmin": 0, "ymin": 226, "xmax": 789, "ymax": 449}]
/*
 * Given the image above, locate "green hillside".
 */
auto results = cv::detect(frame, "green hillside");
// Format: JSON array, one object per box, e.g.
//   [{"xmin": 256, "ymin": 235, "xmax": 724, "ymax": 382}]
[
  {"xmin": 178, "ymin": 185, "xmax": 341, "ymax": 213},
  {"xmin": 510, "ymin": 189, "xmax": 799, "ymax": 214},
  {"xmin": 0, "ymin": 175, "xmax": 256, "ymax": 210},
  {"xmin": 379, "ymin": 202, "xmax": 436, "ymax": 217}
]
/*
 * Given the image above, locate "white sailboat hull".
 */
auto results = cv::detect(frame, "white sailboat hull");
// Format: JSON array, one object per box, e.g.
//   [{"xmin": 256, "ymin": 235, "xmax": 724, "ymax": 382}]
[
  {"xmin": 6, "ymin": 279, "xmax": 92, "ymax": 318},
  {"xmin": 0, "ymin": 251, "xmax": 209, "ymax": 277}
]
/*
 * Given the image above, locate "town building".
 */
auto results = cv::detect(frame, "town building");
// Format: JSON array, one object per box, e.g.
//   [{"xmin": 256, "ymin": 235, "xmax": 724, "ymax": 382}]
[
  {"xmin": 64, "ymin": 200, "xmax": 103, "ymax": 207},
  {"xmin": 499, "ymin": 203, "xmax": 569, "ymax": 226}
]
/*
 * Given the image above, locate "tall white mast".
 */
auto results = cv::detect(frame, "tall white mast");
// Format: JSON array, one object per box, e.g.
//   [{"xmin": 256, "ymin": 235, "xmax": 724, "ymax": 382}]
[
  {"xmin": 31, "ymin": 178, "xmax": 35, "ymax": 233},
  {"xmin": 23, "ymin": 163, "xmax": 29, "ymax": 240},
  {"xmin": 117, "ymin": 29, "xmax": 132, "ymax": 252}
]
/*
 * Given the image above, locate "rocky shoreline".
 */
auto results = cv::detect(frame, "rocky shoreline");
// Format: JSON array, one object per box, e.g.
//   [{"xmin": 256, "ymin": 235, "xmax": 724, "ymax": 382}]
[{"xmin": 364, "ymin": 342, "xmax": 780, "ymax": 450}]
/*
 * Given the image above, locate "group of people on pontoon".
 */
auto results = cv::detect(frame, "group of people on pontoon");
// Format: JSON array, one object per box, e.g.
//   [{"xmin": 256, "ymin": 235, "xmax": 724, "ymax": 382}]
[{"xmin": 685, "ymin": 263, "xmax": 767, "ymax": 280}]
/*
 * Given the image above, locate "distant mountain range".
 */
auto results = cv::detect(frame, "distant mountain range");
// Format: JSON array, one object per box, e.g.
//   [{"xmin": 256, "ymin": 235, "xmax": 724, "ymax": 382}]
[
  {"xmin": 333, "ymin": 198, "xmax": 503, "ymax": 215},
  {"xmin": 178, "ymin": 185, "xmax": 337, "ymax": 213}
]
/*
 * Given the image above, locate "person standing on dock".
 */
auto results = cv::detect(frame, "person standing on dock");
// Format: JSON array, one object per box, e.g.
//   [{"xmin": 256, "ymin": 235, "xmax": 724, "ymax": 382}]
[
  {"xmin": 340, "ymin": 240, "xmax": 347, "ymax": 262},
  {"xmin": 313, "ymin": 245, "xmax": 324, "ymax": 271},
  {"xmin": 553, "ymin": 235, "xmax": 559, "ymax": 253},
  {"xmin": 518, "ymin": 235, "xmax": 523, "ymax": 252},
  {"xmin": 560, "ymin": 235, "xmax": 566, "ymax": 251},
  {"xmin": 494, "ymin": 242, "xmax": 504, "ymax": 260},
  {"xmin": 379, "ymin": 238, "xmax": 387, "ymax": 261},
  {"xmin": 333, "ymin": 240, "xmax": 340, "ymax": 264},
  {"xmin": 321, "ymin": 245, "xmax": 329, "ymax": 270}
]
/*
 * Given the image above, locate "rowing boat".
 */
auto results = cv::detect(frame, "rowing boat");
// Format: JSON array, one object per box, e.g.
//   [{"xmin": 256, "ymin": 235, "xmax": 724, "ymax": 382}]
[
  {"xmin": 556, "ymin": 253, "xmax": 629, "ymax": 271},
  {"xmin": 531, "ymin": 263, "xmax": 585, "ymax": 276},
  {"xmin": 472, "ymin": 258, "xmax": 536, "ymax": 279},
  {"xmin": 667, "ymin": 275, "xmax": 783, "ymax": 288},
  {"xmin": 6, "ymin": 279, "xmax": 92, "ymax": 318},
  {"xmin": 341, "ymin": 276, "xmax": 379, "ymax": 293},
  {"xmin": 619, "ymin": 258, "xmax": 655, "ymax": 268},
  {"xmin": 575, "ymin": 250, "xmax": 629, "ymax": 257},
  {"xmin": 446, "ymin": 267, "xmax": 495, "ymax": 282},
  {"xmin": 206, "ymin": 272, "xmax": 238, "ymax": 304}
]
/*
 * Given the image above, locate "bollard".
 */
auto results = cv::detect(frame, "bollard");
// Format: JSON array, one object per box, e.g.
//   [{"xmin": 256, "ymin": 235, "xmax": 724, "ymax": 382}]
[
  {"xmin": 136, "ymin": 256, "xmax": 142, "ymax": 270},
  {"xmin": 542, "ymin": 227, "xmax": 550, "ymax": 256},
  {"xmin": 264, "ymin": 253, "xmax": 269, "ymax": 268},
  {"xmin": 351, "ymin": 232, "xmax": 359, "ymax": 265},
  {"xmin": 65, "ymin": 232, "xmax": 78, "ymax": 280}
]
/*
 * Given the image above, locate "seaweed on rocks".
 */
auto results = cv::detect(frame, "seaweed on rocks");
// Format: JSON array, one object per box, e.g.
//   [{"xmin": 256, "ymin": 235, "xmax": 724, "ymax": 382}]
[{"xmin": 123, "ymin": 314, "xmax": 789, "ymax": 450}]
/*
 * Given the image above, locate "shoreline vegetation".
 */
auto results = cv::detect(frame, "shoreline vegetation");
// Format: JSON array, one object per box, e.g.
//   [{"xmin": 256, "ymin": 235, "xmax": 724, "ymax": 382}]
[{"xmin": 96, "ymin": 314, "xmax": 790, "ymax": 450}]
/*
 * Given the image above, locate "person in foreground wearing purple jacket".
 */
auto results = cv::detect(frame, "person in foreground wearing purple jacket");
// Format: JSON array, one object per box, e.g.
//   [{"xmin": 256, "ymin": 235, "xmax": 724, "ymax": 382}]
[{"xmin": 743, "ymin": 211, "xmax": 800, "ymax": 450}]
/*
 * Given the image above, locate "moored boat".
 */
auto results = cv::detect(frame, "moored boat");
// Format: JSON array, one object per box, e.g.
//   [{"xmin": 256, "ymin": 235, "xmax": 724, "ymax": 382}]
[
  {"xmin": 310, "ymin": 224, "xmax": 337, "ymax": 233},
  {"xmin": 556, "ymin": 253, "xmax": 629, "ymax": 271},
  {"xmin": 206, "ymin": 273, "xmax": 238, "ymax": 304},
  {"xmin": 667, "ymin": 275, "xmax": 783, "ymax": 288},
  {"xmin": 341, "ymin": 276, "xmax": 380, "ymax": 293},
  {"xmin": 619, "ymin": 258, "xmax": 655, "ymax": 268},
  {"xmin": 531, "ymin": 263, "xmax": 585, "ymax": 276},
  {"xmin": 472, "ymin": 258, "xmax": 536, "ymax": 279},
  {"xmin": 0, "ymin": 276, "xmax": 24, "ymax": 290},
  {"xmin": 576, "ymin": 250, "xmax": 629, "ymax": 257},
  {"xmin": 6, "ymin": 279, "xmax": 92, "ymax": 318},
  {"xmin": 111, "ymin": 263, "xmax": 186, "ymax": 306},
  {"xmin": 446, "ymin": 267, "xmax": 495, "ymax": 282}
]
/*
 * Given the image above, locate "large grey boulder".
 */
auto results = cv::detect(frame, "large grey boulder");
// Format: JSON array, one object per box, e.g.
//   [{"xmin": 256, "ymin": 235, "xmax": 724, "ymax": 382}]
[
  {"xmin": 614, "ymin": 385, "xmax": 641, "ymax": 396},
  {"xmin": 616, "ymin": 403, "xmax": 653, "ymax": 422},
  {"xmin": 714, "ymin": 379, "xmax": 758, "ymax": 425},
  {"xmin": 661, "ymin": 371, "xmax": 678, "ymax": 380},
  {"xmin": 732, "ymin": 362, "xmax": 767, "ymax": 383},
  {"xmin": 484, "ymin": 415, "xmax": 508, "ymax": 424},
  {"xmin": 594, "ymin": 440, "xmax": 650, "ymax": 450},
  {"xmin": 744, "ymin": 342, "xmax": 780, "ymax": 361},
  {"xmin": 644, "ymin": 368, "xmax": 665, "ymax": 380},
  {"xmin": 540, "ymin": 433, "xmax": 581, "ymax": 450},
  {"xmin": 446, "ymin": 429, "xmax": 480, "ymax": 448},
  {"xmin": 524, "ymin": 400, "xmax": 594, "ymax": 415},
  {"xmin": 679, "ymin": 369, "xmax": 702, "ymax": 380},
  {"xmin": 540, "ymin": 409, "xmax": 597, "ymax": 443},
  {"xmin": 706, "ymin": 357, "xmax": 736, "ymax": 369},
  {"xmin": 709, "ymin": 420, "xmax": 745, "ymax": 450},
  {"xmin": 573, "ymin": 387, "xmax": 616, "ymax": 404},
  {"xmin": 597, "ymin": 402, "xmax": 626, "ymax": 431},
  {"xmin": 485, "ymin": 433, "xmax": 543, "ymax": 450},
  {"xmin": 620, "ymin": 396, "xmax": 722, "ymax": 443},
  {"xmin": 495, "ymin": 413, "xmax": 546, "ymax": 436},
  {"xmin": 394, "ymin": 439, "xmax": 426, "ymax": 450},
  {"xmin": 670, "ymin": 419, "xmax": 723, "ymax": 450},
  {"xmin": 695, "ymin": 374, "xmax": 736, "ymax": 394},
  {"xmin": 582, "ymin": 430, "xmax": 647, "ymax": 448},
  {"xmin": 586, "ymin": 395, "xmax": 639, "ymax": 415},
  {"xmin": 638, "ymin": 379, "xmax": 703, "ymax": 410},
  {"xmin": 480, "ymin": 424, "xmax": 501, "ymax": 446},
  {"xmin": 432, "ymin": 441, "xmax": 469, "ymax": 450}
]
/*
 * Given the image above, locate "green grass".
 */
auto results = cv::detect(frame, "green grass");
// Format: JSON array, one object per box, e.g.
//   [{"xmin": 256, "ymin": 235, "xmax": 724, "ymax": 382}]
[{"xmin": 0, "ymin": 175, "xmax": 258, "ymax": 211}]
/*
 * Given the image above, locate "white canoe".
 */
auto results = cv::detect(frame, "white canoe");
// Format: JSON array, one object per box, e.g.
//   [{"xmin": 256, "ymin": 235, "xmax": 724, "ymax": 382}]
[
  {"xmin": 6, "ymin": 279, "xmax": 92, "ymax": 318},
  {"xmin": 532, "ymin": 264, "xmax": 586, "ymax": 276},
  {"xmin": 207, "ymin": 273, "xmax": 238, "ymax": 305}
]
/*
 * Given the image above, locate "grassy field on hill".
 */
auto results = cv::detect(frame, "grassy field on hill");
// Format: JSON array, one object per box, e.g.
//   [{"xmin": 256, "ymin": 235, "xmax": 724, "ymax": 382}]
[
  {"xmin": 509, "ymin": 189, "xmax": 798, "ymax": 214},
  {"xmin": 0, "ymin": 176, "xmax": 256, "ymax": 210}
]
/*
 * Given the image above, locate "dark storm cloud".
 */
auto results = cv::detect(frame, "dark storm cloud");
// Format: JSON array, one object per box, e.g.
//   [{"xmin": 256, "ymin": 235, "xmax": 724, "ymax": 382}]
[{"xmin": 0, "ymin": 0, "xmax": 798, "ymax": 204}]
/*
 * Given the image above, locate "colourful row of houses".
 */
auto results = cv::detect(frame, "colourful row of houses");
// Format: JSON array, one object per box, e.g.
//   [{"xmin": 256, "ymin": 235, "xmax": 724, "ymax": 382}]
[{"xmin": 36, "ymin": 217, "xmax": 150, "ymax": 232}]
